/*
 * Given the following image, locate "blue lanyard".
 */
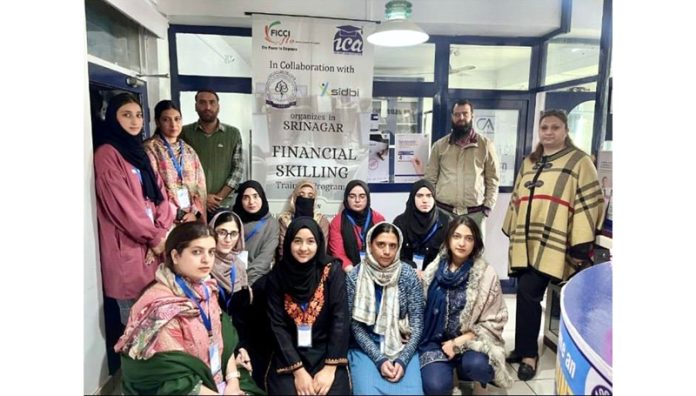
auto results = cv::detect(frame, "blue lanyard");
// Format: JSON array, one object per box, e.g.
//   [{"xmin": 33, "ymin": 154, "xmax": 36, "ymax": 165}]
[
  {"xmin": 160, "ymin": 135, "xmax": 185, "ymax": 182},
  {"xmin": 175, "ymin": 275, "xmax": 212, "ymax": 334},
  {"xmin": 345, "ymin": 209, "xmax": 372, "ymax": 247},
  {"xmin": 245, "ymin": 218, "xmax": 267, "ymax": 242},
  {"xmin": 420, "ymin": 222, "xmax": 441, "ymax": 246},
  {"xmin": 300, "ymin": 302, "xmax": 309, "ymax": 312},
  {"xmin": 217, "ymin": 264, "xmax": 237, "ymax": 311}
]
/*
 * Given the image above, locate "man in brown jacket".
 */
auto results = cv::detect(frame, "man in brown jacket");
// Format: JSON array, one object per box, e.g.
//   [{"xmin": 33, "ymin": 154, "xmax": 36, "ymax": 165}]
[{"xmin": 424, "ymin": 100, "xmax": 500, "ymax": 236}]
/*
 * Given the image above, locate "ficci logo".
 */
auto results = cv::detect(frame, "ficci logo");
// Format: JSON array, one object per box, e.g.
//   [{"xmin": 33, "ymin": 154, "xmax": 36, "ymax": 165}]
[
  {"xmin": 320, "ymin": 82, "xmax": 360, "ymax": 97},
  {"xmin": 264, "ymin": 21, "xmax": 292, "ymax": 45},
  {"xmin": 333, "ymin": 25, "xmax": 363, "ymax": 55}
]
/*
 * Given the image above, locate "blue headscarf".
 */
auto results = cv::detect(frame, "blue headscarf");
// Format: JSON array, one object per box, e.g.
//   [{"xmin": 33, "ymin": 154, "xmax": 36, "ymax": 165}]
[{"xmin": 418, "ymin": 257, "xmax": 473, "ymax": 353}]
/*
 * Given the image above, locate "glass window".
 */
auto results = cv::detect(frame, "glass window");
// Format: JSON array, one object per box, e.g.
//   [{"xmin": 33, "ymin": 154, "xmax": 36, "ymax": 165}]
[
  {"xmin": 474, "ymin": 109, "xmax": 519, "ymax": 187},
  {"xmin": 179, "ymin": 91, "xmax": 253, "ymax": 180},
  {"xmin": 448, "ymin": 45, "xmax": 531, "ymax": 90},
  {"xmin": 176, "ymin": 34, "xmax": 252, "ymax": 77},
  {"xmin": 567, "ymin": 100, "xmax": 595, "ymax": 154},
  {"xmin": 543, "ymin": 0, "xmax": 603, "ymax": 86},
  {"xmin": 373, "ymin": 43, "xmax": 435, "ymax": 82},
  {"xmin": 85, "ymin": 0, "xmax": 141, "ymax": 70}
]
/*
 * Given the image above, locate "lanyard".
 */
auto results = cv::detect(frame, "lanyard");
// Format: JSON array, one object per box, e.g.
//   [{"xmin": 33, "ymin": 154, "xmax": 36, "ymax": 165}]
[
  {"xmin": 217, "ymin": 265, "xmax": 237, "ymax": 311},
  {"xmin": 245, "ymin": 218, "xmax": 267, "ymax": 242},
  {"xmin": 420, "ymin": 222, "xmax": 441, "ymax": 246},
  {"xmin": 345, "ymin": 209, "xmax": 372, "ymax": 247},
  {"xmin": 175, "ymin": 275, "xmax": 212, "ymax": 334},
  {"xmin": 160, "ymin": 135, "xmax": 185, "ymax": 182}
]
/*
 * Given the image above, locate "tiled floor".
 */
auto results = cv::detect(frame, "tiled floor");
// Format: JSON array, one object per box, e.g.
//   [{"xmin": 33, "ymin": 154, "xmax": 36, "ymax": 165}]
[
  {"xmin": 101, "ymin": 294, "xmax": 557, "ymax": 395},
  {"xmin": 457, "ymin": 294, "xmax": 556, "ymax": 395}
]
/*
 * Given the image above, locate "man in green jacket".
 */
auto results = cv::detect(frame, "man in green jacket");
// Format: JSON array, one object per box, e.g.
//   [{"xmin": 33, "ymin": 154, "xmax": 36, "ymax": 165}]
[
  {"xmin": 182, "ymin": 90, "xmax": 244, "ymax": 217},
  {"xmin": 424, "ymin": 100, "xmax": 499, "ymax": 236}
]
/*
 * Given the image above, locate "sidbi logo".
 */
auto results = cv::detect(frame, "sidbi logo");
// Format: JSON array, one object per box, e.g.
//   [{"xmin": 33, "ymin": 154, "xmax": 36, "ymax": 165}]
[
  {"xmin": 333, "ymin": 25, "xmax": 363, "ymax": 55},
  {"xmin": 264, "ymin": 21, "xmax": 292, "ymax": 45},
  {"xmin": 320, "ymin": 82, "xmax": 360, "ymax": 97}
]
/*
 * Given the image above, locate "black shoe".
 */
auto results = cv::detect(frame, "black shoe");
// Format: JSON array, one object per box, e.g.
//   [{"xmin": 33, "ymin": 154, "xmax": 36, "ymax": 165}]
[
  {"xmin": 505, "ymin": 350, "xmax": 522, "ymax": 363},
  {"xmin": 517, "ymin": 356, "xmax": 539, "ymax": 381}
]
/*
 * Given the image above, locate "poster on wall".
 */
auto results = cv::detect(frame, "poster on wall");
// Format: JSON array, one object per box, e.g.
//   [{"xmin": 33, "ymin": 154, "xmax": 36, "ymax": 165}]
[
  {"xmin": 394, "ymin": 133, "xmax": 429, "ymax": 183},
  {"xmin": 368, "ymin": 133, "xmax": 390, "ymax": 183},
  {"xmin": 474, "ymin": 109, "xmax": 519, "ymax": 187},
  {"xmin": 250, "ymin": 15, "xmax": 375, "ymax": 214},
  {"xmin": 596, "ymin": 150, "xmax": 613, "ymax": 237}
]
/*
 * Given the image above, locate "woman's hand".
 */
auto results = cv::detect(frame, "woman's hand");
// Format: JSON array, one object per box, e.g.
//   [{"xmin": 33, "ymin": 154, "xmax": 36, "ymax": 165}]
[
  {"xmin": 152, "ymin": 237, "xmax": 166, "ymax": 255},
  {"xmin": 441, "ymin": 340, "xmax": 456, "ymax": 360},
  {"xmin": 235, "ymin": 348, "xmax": 252, "ymax": 372},
  {"xmin": 312, "ymin": 365, "xmax": 336, "ymax": 395},
  {"xmin": 293, "ymin": 368, "xmax": 314, "ymax": 396},
  {"xmin": 388, "ymin": 362, "xmax": 405, "ymax": 383},
  {"xmin": 180, "ymin": 211, "xmax": 198, "ymax": 223},
  {"xmin": 380, "ymin": 361, "xmax": 396, "ymax": 380},
  {"xmin": 222, "ymin": 378, "xmax": 244, "ymax": 395}
]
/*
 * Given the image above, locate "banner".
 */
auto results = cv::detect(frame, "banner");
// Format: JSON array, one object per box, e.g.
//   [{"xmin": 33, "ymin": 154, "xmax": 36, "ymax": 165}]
[{"xmin": 251, "ymin": 15, "xmax": 375, "ymax": 213}]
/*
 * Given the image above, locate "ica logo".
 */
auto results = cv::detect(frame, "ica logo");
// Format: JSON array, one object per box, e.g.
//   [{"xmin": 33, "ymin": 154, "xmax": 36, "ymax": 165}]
[{"xmin": 333, "ymin": 25, "xmax": 363, "ymax": 55}]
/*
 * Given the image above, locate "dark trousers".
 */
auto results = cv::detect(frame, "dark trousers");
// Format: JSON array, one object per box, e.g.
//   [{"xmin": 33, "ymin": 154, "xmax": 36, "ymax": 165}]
[
  {"xmin": 421, "ymin": 351, "xmax": 494, "ymax": 394},
  {"xmin": 514, "ymin": 269, "xmax": 551, "ymax": 357}
]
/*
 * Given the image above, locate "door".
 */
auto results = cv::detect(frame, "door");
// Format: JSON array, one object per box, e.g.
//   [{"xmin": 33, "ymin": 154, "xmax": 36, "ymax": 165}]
[{"xmin": 88, "ymin": 62, "xmax": 148, "ymax": 375}]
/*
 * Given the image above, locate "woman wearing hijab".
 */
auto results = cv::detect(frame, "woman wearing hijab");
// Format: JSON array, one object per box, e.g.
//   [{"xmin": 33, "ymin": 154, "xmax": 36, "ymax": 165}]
[
  {"xmin": 232, "ymin": 180, "xmax": 280, "ymax": 286},
  {"xmin": 393, "ymin": 179, "xmax": 451, "ymax": 273},
  {"xmin": 265, "ymin": 217, "xmax": 351, "ymax": 395},
  {"xmin": 144, "ymin": 100, "xmax": 207, "ymax": 224},
  {"xmin": 328, "ymin": 180, "xmax": 386, "ymax": 273},
  {"xmin": 277, "ymin": 180, "xmax": 330, "ymax": 260},
  {"xmin": 94, "ymin": 93, "xmax": 175, "ymax": 325},
  {"xmin": 346, "ymin": 222, "xmax": 424, "ymax": 395},
  {"xmin": 419, "ymin": 216, "xmax": 512, "ymax": 395},
  {"xmin": 115, "ymin": 222, "xmax": 264, "ymax": 395},
  {"xmin": 209, "ymin": 211, "xmax": 252, "ymax": 332}
]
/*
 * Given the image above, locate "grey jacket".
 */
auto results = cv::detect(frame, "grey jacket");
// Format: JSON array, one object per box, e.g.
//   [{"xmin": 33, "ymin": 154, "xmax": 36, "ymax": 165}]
[{"xmin": 244, "ymin": 212, "xmax": 280, "ymax": 286}]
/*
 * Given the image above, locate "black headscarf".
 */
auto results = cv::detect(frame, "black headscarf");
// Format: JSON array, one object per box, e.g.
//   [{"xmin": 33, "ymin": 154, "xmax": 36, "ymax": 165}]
[
  {"xmin": 400, "ymin": 179, "xmax": 439, "ymax": 244},
  {"xmin": 232, "ymin": 180, "xmax": 269, "ymax": 223},
  {"xmin": 341, "ymin": 180, "xmax": 374, "ymax": 265},
  {"xmin": 97, "ymin": 93, "xmax": 163, "ymax": 205},
  {"xmin": 275, "ymin": 217, "xmax": 335, "ymax": 303}
]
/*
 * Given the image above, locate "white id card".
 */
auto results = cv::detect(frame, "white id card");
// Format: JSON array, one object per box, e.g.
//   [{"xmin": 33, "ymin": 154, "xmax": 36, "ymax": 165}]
[
  {"xmin": 145, "ymin": 207, "xmax": 154, "ymax": 224},
  {"xmin": 297, "ymin": 324, "xmax": 312, "ymax": 348},
  {"xmin": 413, "ymin": 254, "xmax": 425, "ymax": 271},
  {"xmin": 209, "ymin": 342, "xmax": 221, "ymax": 375},
  {"xmin": 379, "ymin": 334, "xmax": 386, "ymax": 354},
  {"xmin": 359, "ymin": 251, "xmax": 366, "ymax": 261},
  {"xmin": 238, "ymin": 250, "xmax": 249, "ymax": 270},
  {"xmin": 175, "ymin": 187, "xmax": 191, "ymax": 209}
]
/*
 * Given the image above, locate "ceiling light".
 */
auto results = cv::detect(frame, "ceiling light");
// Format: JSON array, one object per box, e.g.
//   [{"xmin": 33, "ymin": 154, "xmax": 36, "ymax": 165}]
[{"xmin": 367, "ymin": 1, "xmax": 429, "ymax": 47}]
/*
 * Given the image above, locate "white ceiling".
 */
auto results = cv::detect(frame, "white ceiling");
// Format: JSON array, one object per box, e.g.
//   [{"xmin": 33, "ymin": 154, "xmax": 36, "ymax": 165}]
[{"xmin": 155, "ymin": 0, "xmax": 581, "ymax": 38}]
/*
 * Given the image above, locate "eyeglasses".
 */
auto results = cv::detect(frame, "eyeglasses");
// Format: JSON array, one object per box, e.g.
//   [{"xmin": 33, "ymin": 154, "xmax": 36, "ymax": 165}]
[
  {"xmin": 348, "ymin": 193, "xmax": 367, "ymax": 201},
  {"xmin": 216, "ymin": 229, "xmax": 239, "ymax": 239}
]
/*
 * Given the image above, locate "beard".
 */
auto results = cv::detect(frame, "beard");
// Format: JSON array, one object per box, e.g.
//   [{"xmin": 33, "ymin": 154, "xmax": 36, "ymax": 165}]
[
  {"xmin": 451, "ymin": 120, "xmax": 473, "ymax": 141},
  {"xmin": 198, "ymin": 110, "xmax": 218, "ymax": 123}
]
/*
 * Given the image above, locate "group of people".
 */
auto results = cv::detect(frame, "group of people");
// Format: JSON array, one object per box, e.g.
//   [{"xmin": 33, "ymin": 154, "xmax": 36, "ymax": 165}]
[{"xmin": 93, "ymin": 91, "xmax": 605, "ymax": 395}]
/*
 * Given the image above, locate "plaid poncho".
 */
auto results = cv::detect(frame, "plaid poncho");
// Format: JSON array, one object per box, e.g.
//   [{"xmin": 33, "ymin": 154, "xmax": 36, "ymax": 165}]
[{"xmin": 503, "ymin": 146, "xmax": 605, "ymax": 281}]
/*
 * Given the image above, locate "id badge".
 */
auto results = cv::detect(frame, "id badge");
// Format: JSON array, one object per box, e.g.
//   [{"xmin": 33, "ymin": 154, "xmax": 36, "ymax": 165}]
[
  {"xmin": 413, "ymin": 254, "xmax": 425, "ymax": 271},
  {"xmin": 209, "ymin": 342, "xmax": 221, "ymax": 375},
  {"xmin": 359, "ymin": 251, "xmax": 366, "ymax": 262},
  {"xmin": 145, "ymin": 207, "xmax": 154, "ymax": 224},
  {"xmin": 175, "ymin": 187, "xmax": 191, "ymax": 209},
  {"xmin": 297, "ymin": 324, "xmax": 312, "ymax": 348},
  {"xmin": 238, "ymin": 250, "xmax": 249, "ymax": 270},
  {"xmin": 379, "ymin": 334, "xmax": 386, "ymax": 354}
]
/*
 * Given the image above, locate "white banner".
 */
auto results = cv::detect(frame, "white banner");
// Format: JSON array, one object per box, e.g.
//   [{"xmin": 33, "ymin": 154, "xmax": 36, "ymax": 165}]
[{"xmin": 251, "ymin": 16, "xmax": 375, "ymax": 213}]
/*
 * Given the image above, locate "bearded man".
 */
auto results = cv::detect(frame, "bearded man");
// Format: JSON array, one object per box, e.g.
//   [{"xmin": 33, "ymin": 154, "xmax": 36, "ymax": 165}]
[{"xmin": 424, "ymin": 100, "xmax": 500, "ymax": 236}]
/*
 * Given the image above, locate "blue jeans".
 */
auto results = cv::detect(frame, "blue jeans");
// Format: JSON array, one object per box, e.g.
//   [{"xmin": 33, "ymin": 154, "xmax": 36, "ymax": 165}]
[{"xmin": 421, "ymin": 351, "xmax": 494, "ymax": 395}]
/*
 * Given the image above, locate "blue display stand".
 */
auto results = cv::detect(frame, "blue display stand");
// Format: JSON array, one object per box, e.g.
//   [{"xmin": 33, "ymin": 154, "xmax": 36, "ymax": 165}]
[{"xmin": 555, "ymin": 262, "xmax": 613, "ymax": 395}]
